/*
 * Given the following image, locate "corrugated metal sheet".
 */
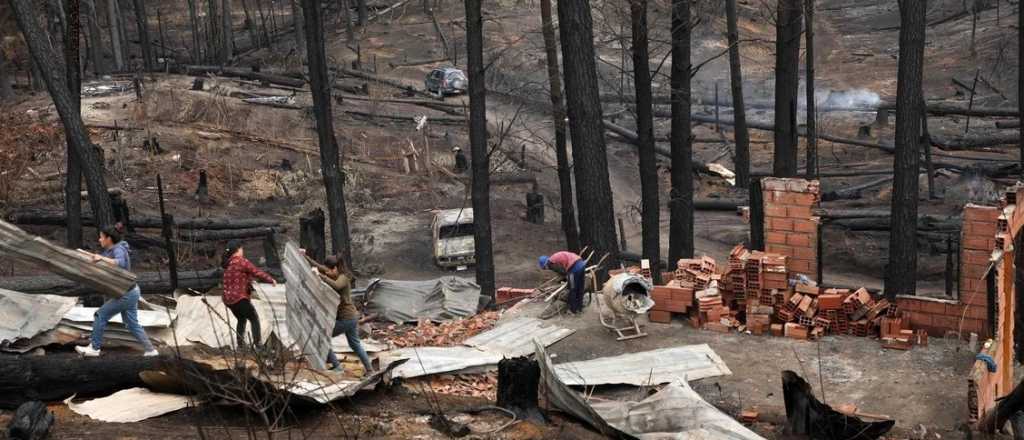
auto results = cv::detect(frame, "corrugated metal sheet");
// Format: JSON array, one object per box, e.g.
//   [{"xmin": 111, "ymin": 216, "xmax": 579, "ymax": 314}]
[
  {"xmin": 0, "ymin": 288, "xmax": 76, "ymax": 347},
  {"xmin": 553, "ymin": 344, "xmax": 732, "ymax": 386},
  {"xmin": 66, "ymin": 388, "xmax": 197, "ymax": 423},
  {"xmin": 365, "ymin": 277, "xmax": 481, "ymax": 324},
  {"xmin": 282, "ymin": 241, "xmax": 340, "ymax": 370},
  {"xmin": 463, "ymin": 317, "xmax": 575, "ymax": 358},
  {"xmin": 387, "ymin": 346, "xmax": 503, "ymax": 378},
  {"xmin": 534, "ymin": 340, "xmax": 624, "ymax": 437},
  {"xmin": 592, "ymin": 381, "xmax": 766, "ymax": 439},
  {"xmin": 63, "ymin": 306, "xmax": 173, "ymax": 328}
]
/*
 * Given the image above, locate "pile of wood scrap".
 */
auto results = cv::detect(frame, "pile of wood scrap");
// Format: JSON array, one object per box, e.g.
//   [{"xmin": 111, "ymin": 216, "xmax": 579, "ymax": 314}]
[{"xmin": 412, "ymin": 372, "xmax": 499, "ymax": 400}]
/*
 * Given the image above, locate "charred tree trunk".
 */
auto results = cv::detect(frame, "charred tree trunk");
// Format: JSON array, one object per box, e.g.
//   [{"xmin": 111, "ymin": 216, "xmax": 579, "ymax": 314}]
[
  {"xmin": 292, "ymin": 0, "xmax": 306, "ymax": 58},
  {"xmin": 240, "ymin": 0, "xmax": 259, "ymax": 49},
  {"xmin": 669, "ymin": 0, "xmax": 693, "ymax": 263},
  {"xmin": 804, "ymin": 0, "xmax": 817, "ymax": 178},
  {"xmin": 725, "ymin": 0, "xmax": 749, "ymax": 189},
  {"xmin": 773, "ymin": 0, "xmax": 801, "ymax": 177},
  {"xmin": 1020, "ymin": 0, "xmax": 1023, "ymax": 180},
  {"xmin": 465, "ymin": 0, "xmax": 495, "ymax": 306},
  {"xmin": 496, "ymin": 357, "xmax": 543, "ymax": 422},
  {"xmin": 301, "ymin": 0, "xmax": 352, "ymax": 265},
  {"xmin": 83, "ymin": 0, "xmax": 105, "ymax": 75},
  {"xmin": 540, "ymin": 0, "xmax": 579, "ymax": 252},
  {"xmin": 630, "ymin": 0, "xmax": 661, "ymax": 284},
  {"xmin": 107, "ymin": 0, "xmax": 123, "ymax": 69},
  {"xmin": 558, "ymin": 0, "xmax": 620, "ymax": 266},
  {"xmin": 222, "ymin": 0, "xmax": 233, "ymax": 62},
  {"xmin": 206, "ymin": 0, "xmax": 220, "ymax": 63},
  {"xmin": 357, "ymin": 0, "xmax": 368, "ymax": 26},
  {"xmin": 11, "ymin": 0, "xmax": 115, "ymax": 229},
  {"xmin": 300, "ymin": 208, "xmax": 326, "ymax": 263},
  {"xmin": 0, "ymin": 354, "xmax": 173, "ymax": 410},
  {"xmin": 339, "ymin": 0, "xmax": 355, "ymax": 41},
  {"xmin": 885, "ymin": 0, "xmax": 925, "ymax": 300},
  {"xmin": 0, "ymin": 47, "xmax": 11, "ymax": 101},
  {"xmin": 187, "ymin": 0, "xmax": 201, "ymax": 63},
  {"xmin": 65, "ymin": 0, "xmax": 84, "ymax": 249},
  {"xmin": 131, "ymin": 0, "xmax": 153, "ymax": 71}
]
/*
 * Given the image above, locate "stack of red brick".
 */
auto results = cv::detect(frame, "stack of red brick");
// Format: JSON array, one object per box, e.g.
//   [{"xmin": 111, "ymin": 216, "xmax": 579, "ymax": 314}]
[{"xmin": 638, "ymin": 244, "xmax": 929, "ymax": 349}]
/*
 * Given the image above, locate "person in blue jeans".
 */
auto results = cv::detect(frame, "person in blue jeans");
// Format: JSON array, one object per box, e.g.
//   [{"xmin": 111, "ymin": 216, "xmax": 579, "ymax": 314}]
[
  {"xmin": 75, "ymin": 226, "xmax": 158, "ymax": 357},
  {"xmin": 540, "ymin": 251, "xmax": 588, "ymax": 313},
  {"xmin": 303, "ymin": 252, "xmax": 373, "ymax": 375}
]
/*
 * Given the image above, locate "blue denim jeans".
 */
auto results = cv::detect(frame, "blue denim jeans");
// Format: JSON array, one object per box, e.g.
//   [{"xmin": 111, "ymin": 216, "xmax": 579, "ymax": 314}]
[
  {"xmin": 326, "ymin": 318, "xmax": 372, "ymax": 372},
  {"xmin": 90, "ymin": 285, "xmax": 154, "ymax": 351},
  {"xmin": 567, "ymin": 260, "xmax": 587, "ymax": 313}
]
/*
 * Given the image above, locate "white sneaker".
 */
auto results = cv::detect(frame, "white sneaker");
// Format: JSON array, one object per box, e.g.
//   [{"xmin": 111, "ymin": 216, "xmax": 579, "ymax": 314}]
[
  {"xmin": 76, "ymin": 345, "xmax": 101, "ymax": 357},
  {"xmin": 143, "ymin": 349, "xmax": 160, "ymax": 357}
]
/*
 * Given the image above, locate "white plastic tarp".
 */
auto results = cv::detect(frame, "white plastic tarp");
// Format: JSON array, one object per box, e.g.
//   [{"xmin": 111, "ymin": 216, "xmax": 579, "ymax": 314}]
[
  {"xmin": 63, "ymin": 306, "xmax": 173, "ymax": 328},
  {"xmin": 365, "ymin": 277, "xmax": 481, "ymax": 324}
]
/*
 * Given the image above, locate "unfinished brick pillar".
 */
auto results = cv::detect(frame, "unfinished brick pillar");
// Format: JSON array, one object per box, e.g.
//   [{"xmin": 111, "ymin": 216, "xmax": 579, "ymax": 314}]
[
  {"xmin": 761, "ymin": 178, "xmax": 820, "ymax": 278},
  {"xmin": 959, "ymin": 204, "xmax": 1001, "ymax": 338}
]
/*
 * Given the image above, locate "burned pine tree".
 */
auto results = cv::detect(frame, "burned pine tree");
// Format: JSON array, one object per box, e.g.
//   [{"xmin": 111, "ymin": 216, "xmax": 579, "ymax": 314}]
[
  {"xmin": 82, "ymin": 0, "xmax": 105, "ymax": 75},
  {"xmin": 773, "ymin": 0, "xmax": 801, "ymax": 177},
  {"xmin": 465, "ymin": 0, "xmax": 496, "ymax": 305},
  {"xmin": 629, "ymin": 0, "xmax": 661, "ymax": 283},
  {"xmin": 804, "ymin": 0, "xmax": 817, "ymax": 178},
  {"xmin": 558, "ymin": 0, "xmax": 620, "ymax": 265},
  {"xmin": 885, "ymin": 0, "xmax": 925, "ymax": 299},
  {"xmin": 669, "ymin": 0, "xmax": 694, "ymax": 262},
  {"xmin": 1020, "ymin": 0, "xmax": 1023, "ymax": 179},
  {"xmin": 222, "ymin": 0, "xmax": 234, "ymax": 62},
  {"xmin": 540, "ymin": 0, "xmax": 580, "ymax": 251},
  {"xmin": 301, "ymin": 0, "xmax": 352, "ymax": 264},
  {"xmin": 292, "ymin": 0, "xmax": 306, "ymax": 58},
  {"xmin": 107, "ymin": 0, "xmax": 124, "ymax": 71},
  {"xmin": 725, "ymin": 0, "xmax": 750, "ymax": 189},
  {"xmin": 131, "ymin": 0, "xmax": 153, "ymax": 71},
  {"xmin": 65, "ymin": 0, "xmax": 84, "ymax": 249},
  {"xmin": 10, "ymin": 0, "xmax": 115, "ymax": 228}
]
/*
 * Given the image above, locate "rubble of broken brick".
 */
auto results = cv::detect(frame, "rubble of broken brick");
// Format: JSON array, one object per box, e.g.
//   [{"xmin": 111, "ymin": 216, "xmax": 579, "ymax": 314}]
[{"xmin": 616, "ymin": 244, "xmax": 928, "ymax": 350}]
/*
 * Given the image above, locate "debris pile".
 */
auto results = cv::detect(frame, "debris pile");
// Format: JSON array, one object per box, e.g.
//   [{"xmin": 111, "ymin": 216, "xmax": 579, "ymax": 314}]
[
  {"xmin": 633, "ymin": 244, "xmax": 929, "ymax": 349},
  {"xmin": 374, "ymin": 311, "xmax": 500, "ymax": 348}
]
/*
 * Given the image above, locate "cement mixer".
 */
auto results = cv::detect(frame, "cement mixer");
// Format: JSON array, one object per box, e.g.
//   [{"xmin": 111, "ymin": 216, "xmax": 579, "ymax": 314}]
[{"xmin": 596, "ymin": 272, "xmax": 655, "ymax": 341}]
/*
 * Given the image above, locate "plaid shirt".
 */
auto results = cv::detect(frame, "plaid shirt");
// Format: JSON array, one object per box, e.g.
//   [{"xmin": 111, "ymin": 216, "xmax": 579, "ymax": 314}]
[{"xmin": 222, "ymin": 255, "xmax": 275, "ymax": 305}]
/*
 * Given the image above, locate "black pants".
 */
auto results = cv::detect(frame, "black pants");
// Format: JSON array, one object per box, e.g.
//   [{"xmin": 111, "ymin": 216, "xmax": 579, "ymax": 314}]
[{"xmin": 227, "ymin": 299, "xmax": 261, "ymax": 348}]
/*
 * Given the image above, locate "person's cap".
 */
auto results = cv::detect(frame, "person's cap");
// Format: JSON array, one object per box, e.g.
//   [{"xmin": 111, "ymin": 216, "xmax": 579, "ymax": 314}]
[
  {"xmin": 452, "ymin": 146, "xmax": 461, "ymax": 152},
  {"xmin": 538, "ymin": 255, "xmax": 549, "ymax": 269}
]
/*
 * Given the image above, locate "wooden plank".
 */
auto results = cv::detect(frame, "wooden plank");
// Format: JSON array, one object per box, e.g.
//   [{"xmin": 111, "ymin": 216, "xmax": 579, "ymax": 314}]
[
  {"xmin": 281, "ymin": 241, "xmax": 339, "ymax": 370},
  {"xmin": 0, "ymin": 220, "xmax": 136, "ymax": 297}
]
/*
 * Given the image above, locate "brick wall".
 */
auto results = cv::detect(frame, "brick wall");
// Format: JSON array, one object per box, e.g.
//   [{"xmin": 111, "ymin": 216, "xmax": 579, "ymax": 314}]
[
  {"xmin": 761, "ymin": 178, "xmax": 820, "ymax": 277},
  {"xmin": 960, "ymin": 204, "xmax": 1000, "ymax": 340},
  {"xmin": 896, "ymin": 295, "xmax": 986, "ymax": 339}
]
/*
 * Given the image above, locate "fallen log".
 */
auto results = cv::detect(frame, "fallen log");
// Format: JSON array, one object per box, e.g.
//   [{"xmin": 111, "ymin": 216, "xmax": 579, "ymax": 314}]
[
  {"xmin": 602, "ymin": 120, "xmax": 712, "ymax": 174},
  {"xmin": 334, "ymin": 79, "xmax": 369, "ymax": 95},
  {"xmin": 6, "ymin": 210, "xmax": 281, "ymax": 230},
  {"xmin": 335, "ymin": 93, "xmax": 465, "ymax": 108},
  {"xmin": 931, "ymin": 133, "xmax": 1020, "ymax": 150},
  {"xmin": 821, "ymin": 176, "xmax": 895, "ymax": 201},
  {"xmin": 995, "ymin": 120, "xmax": 1021, "ymax": 129},
  {"xmin": 826, "ymin": 217, "xmax": 961, "ymax": 232},
  {"xmin": 389, "ymin": 56, "xmax": 448, "ymax": 68},
  {"xmin": 337, "ymin": 66, "xmax": 437, "ymax": 99},
  {"xmin": 0, "ymin": 353, "xmax": 173, "ymax": 409},
  {"xmin": 0, "ymin": 267, "xmax": 281, "ymax": 296},
  {"xmin": 782, "ymin": 370, "xmax": 894, "ymax": 440},
  {"xmin": 177, "ymin": 65, "xmax": 307, "ymax": 88},
  {"xmin": 344, "ymin": 110, "xmax": 465, "ymax": 125},
  {"xmin": 179, "ymin": 227, "xmax": 280, "ymax": 242},
  {"xmin": 876, "ymin": 102, "xmax": 1019, "ymax": 118},
  {"xmin": 6, "ymin": 400, "xmax": 53, "ymax": 440}
]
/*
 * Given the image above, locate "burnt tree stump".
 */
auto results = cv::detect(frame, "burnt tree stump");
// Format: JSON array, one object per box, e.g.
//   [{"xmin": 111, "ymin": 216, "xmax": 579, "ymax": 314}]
[
  {"xmin": 194, "ymin": 169, "xmax": 209, "ymax": 204},
  {"xmin": 6, "ymin": 400, "xmax": 53, "ymax": 440},
  {"xmin": 300, "ymin": 208, "xmax": 326, "ymax": 263},
  {"xmin": 526, "ymin": 191, "xmax": 544, "ymax": 224},
  {"xmin": 191, "ymin": 78, "xmax": 204, "ymax": 91},
  {"xmin": 496, "ymin": 357, "xmax": 544, "ymax": 423}
]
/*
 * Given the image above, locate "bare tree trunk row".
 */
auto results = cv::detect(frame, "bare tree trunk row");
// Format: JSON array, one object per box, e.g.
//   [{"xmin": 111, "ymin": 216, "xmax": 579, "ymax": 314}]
[
  {"xmin": 725, "ymin": 0, "xmax": 750, "ymax": 189},
  {"xmin": 773, "ymin": 0, "xmax": 802, "ymax": 177},
  {"xmin": 10, "ymin": 0, "xmax": 115, "ymax": 228},
  {"xmin": 669, "ymin": 0, "xmax": 693, "ymax": 263},
  {"xmin": 65, "ymin": 0, "xmax": 84, "ymax": 249},
  {"xmin": 804, "ymin": 0, "xmax": 818, "ymax": 178},
  {"xmin": 630, "ymin": 0, "xmax": 661, "ymax": 283},
  {"xmin": 132, "ymin": 0, "xmax": 153, "ymax": 71},
  {"xmin": 539, "ymin": 0, "xmax": 580, "ymax": 252},
  {"xmin": 885, "ymin": 0, "xmax": 926, "ymax": 300},
  {"xmin": 465, "ymin": 0, "xmax": 495, "ymax": 305}
]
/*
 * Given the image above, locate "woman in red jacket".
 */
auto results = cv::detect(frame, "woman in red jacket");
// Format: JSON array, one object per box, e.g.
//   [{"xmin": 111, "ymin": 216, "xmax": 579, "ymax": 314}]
[{"xmin": 221, "ymin": 240, "xmax": 276, "ymax": 348}]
